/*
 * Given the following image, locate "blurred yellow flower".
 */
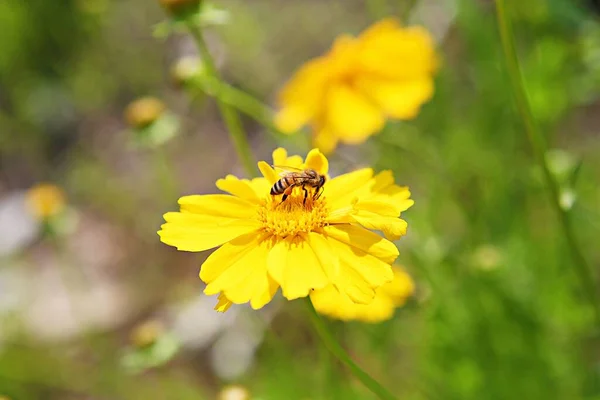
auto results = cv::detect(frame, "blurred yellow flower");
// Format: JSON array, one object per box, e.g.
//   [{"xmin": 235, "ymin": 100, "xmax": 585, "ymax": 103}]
[
  {"xmin": 275, "ymin": 18, "xmax": 437, "ymax": 153},
  {"xmin": 159, "ymin": 148, "xmax": 413, "ymax": 311},
  {"xmin": 25, "ymin": 183, "xmax": 66, "ymax": 220},
  {"xmin": 311, "ymin": 266, "xmax": 414, "ymax": 322},
  {"xmin": 130, "ymin": 320, "xmax": 165, "ymax": 348},
  {"xmin": 124, "ymin": 97, "xmax": 166, "ymax": 129}
]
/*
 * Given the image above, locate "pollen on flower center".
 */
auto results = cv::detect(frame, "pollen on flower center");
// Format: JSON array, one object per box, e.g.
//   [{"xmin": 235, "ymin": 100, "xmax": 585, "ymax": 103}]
[{"xmin": 257, "ymin": 191, "xmax": 329, "ymax": 238}]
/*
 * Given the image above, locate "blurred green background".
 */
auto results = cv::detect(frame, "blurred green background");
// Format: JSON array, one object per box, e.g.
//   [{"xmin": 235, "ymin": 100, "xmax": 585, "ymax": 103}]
[{"xmin": 1, "ymin": 0, "xmax": 600, "ymax": 399}]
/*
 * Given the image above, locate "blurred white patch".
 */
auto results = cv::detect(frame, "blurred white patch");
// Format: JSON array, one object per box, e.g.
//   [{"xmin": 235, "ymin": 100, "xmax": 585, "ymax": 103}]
[
  {"xmin": 168, "ymin": 293, "xmax": 281, "ymax": 380},
  {"xmin": 559, "ymin": 188, "xmax": 576, "ymax": 211},
  {"xmin": 210, "ymin": 328, "xmax": 261, "ymax": 381},
  {"xmin": 170, "ymin": 294, "xmax": 239, "ymax": 350},
  {"xmin": 0, "ymin": 191, "xmax": 40, "ymax": 256},
  {"xmin": 218, "ymin": 385, "xmax": 250, "ymax": 400},
  {"xmin": 0, "ymin": 209, "xmax": 136, "ymax": 342},
  {"xmin": 209, "ymin": 305, "xmax": 274, "ymax": 381},
  {"xmin": 22, "ymin": 264, "xmax": 132, "ymax": 341},
  {"xmin": 409, "ymin": 0, "xmax": 457, "ymax": 43}
]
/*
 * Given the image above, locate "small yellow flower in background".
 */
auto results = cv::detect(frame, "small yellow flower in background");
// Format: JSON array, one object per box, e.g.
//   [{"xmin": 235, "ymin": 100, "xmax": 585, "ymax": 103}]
[
  {"xmin": 130, "ymin": 320, "xmax": 165, "ymax": 348},
  {"xmin": 218, "ymin": 385, "xmax": 250, "ymax": 400},
  {"xmin": 158, "ymin": 148, "xmax": 413, "ymax": 311},
  {"xmin": 275, "ymin": 18, "xmax": 437, "ymax": 153},
  {"xmin": 25, "ymin": 183, "xmax": 66, "ymax": 220},
  {"xmin": 124, "ymin": 97, "xmax": 166, "ymax": 129},
  {"xmin": 311, "ymin": 266, "xmax": 414, "ymax": 323}
]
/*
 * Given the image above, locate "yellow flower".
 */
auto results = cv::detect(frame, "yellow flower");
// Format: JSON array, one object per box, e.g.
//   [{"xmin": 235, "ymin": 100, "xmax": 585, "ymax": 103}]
[
  {"xmin": 310, "ymin": 266, "xmax": 414, "ymax": 322},
  {"xmin": 124, "ymin": 97, "xmax": 166, "ymax": 129},
  {"xmin": 159, "ymin": 148, "xmax": 413, "ymax": 311},
  {"xmin": 275, "ymin": 18, "xmax": 437, "ymax": 153},
  {"xmin": 25, "ymin": 183, "xmax": 66, "ymax": 220},
  {"xmin": 130, "ymin": 320, "xmax": 165, "ymax": 348}
]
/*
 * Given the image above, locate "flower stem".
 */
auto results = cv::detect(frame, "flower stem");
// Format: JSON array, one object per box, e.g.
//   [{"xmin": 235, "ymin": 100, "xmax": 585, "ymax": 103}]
[
  {"xmin": 190, "ymin": 76, "xmax": 287, "ymax": 139},
  {"xmin": 305, "ymin": 299, "xmax": 397, "ymax": 400},
  {"xmin": 184, "ymin": 20, "xmax": 257, "ymax": 177},
  {"xmin": 495, "ymin": 0, "xmax": 600, "ymax": 324}
]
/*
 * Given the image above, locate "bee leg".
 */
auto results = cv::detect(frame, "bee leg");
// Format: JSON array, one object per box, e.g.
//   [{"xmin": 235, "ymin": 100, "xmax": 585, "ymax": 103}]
[
  {"xmin": 302, "ymin": 186, "xmax": 309, "ymax": 205},
  {"xmin": 314, "ymin": 187, "xmax": 323, "ymax": 200},
  {"xmin": 281, "ymin": 186, "xmax": 294, "ymax": 203}
]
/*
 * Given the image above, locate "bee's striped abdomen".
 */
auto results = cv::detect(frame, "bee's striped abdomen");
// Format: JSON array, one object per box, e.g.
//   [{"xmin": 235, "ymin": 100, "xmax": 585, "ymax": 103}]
[{"xmin": 270, "ymin": 178, "xmax": 288, "ymax": 195}]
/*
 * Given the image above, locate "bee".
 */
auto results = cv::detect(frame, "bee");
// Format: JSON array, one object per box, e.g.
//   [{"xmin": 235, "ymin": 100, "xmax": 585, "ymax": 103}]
[{"xmin": 270, "ymin": 166, "xmax": 326, "ymax": 204}]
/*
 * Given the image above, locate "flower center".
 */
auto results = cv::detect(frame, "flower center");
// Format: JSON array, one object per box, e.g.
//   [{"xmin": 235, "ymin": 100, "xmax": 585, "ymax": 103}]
[{"xmin": 257, "ymin": 190, "xmax": 329, "ymax": 238}]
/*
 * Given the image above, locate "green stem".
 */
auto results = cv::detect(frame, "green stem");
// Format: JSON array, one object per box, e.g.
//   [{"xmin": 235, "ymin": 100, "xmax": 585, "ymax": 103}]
[
  {"xmin": 495, "ymin": 0, "xmax": 600, "ymax": 324},
  {"xmin": 190, "ymin": 76, "xmax": 287, "ymax": 139},
  {"xmin": 185, "ymin": 21, "xmax": 257, "ymax": 177},
  {"xmin": 305, "ymin": 299, "xmax": 397, "ymax": 400}
]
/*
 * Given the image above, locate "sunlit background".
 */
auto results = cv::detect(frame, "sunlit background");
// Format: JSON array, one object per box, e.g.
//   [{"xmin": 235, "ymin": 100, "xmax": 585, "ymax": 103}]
[{"xmin": 1, "ymin": 0, "xmax": 600, "ymax": 399}]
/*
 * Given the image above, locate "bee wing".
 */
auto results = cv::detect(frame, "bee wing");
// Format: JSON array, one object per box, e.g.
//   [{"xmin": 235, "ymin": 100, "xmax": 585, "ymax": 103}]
[{"xmin": 272, "ymin": 165, "xmax": 305, "ymax": 177}]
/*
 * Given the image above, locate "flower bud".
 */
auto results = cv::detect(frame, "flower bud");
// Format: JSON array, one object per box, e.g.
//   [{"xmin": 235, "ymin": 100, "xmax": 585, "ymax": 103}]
[
  {"xmin": 25, "ymin": 183, "xmax": 66, "ymax": 220},
  {"xmin": 130, "ymin": 320, "xmax": 165, "ymax": 348},
  {"xmin": 159, "ymin": 0, "xmax": 201, "ymax": 16},
  {"xmin": 124, "ymin": 97, "xmax": 166, "ymax": 129},
  {"xmin": 170, "ymin": 56, "xmax": 204, "ymax": 87}
]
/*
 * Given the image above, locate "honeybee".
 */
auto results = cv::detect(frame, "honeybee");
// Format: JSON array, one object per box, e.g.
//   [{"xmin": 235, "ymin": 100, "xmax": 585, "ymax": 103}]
[{"xmin": 270, "ymin": 166, "xmax": 326, "ymax": 204}]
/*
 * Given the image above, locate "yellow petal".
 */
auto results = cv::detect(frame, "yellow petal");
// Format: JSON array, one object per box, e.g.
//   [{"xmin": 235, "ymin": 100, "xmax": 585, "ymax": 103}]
[
  {"xmin": 312, "ymin": 272, "xmax": 411, "ymax": 322},
  {"xmin": 310, "ymin": 285, "xmax": 357, "ymax": 321},
  {"xmin": 358, "ymin": 25, "xmax": 437, "ymax": 80},
  {"xmin": 325, "ymin": 84, "xmax": 385, "ymax": 144},
  {"xmin": 382, "ymin": 266, "xmax": 415, "ymax": 303},
  {"xmin": 355, "ymin": 199, "xmax": 402, "ymax": 217},
  {"xmin": 276, "ymin": 58, "xmax": 332, "ymax": 131},
  {"xmin": 355, "ymin": 76, "xmax": 434, "ymax": 120},
  {"xmin": 272, "ymin": 148, "xmax": 304, "ymax": 169},
  {"xmin": 312, "ymin": 127, "xmax": 339, "ymax": 155},
  {"xmin": 258, "ymin": 161, "xmax": 280, "ymax": 185},
  {"xmin": 352, "ymin": 296, "xmax": 397, "ymax": 322},
  {"xmin": 178, "ymin": 194, "xmax": 257, "ymax": 219},
  {"xmin": 267, "ymin": 236, "xmax": 329, "ymax": 300},
  {"xmin": 329, "ymin": 234, "xmax": 394, "ymax": 288},
  {"xmin": 324, "ymin": 168, "xmax": 374, "ymax": 210},
  {"xmin": 358, "ymin": 18, "xmax": 403, "ymax": 43},
  {"xmin": 370, "ymin": 170, "xmax": 395, "ymax": 192},
  {"xmin": 216, "ymin": 175, "xmax": 261, "ymax": 203},
  {"xmin": 351, "ymin": 212, "xmax": 408, "ymax": 241},
  {"xmin": 158, "ymin": 214, "xmax": 261, "ymax": 252},
  {"xmin": 326, "ymin": 236, "xmax": 392, "ymax": 304},
  {"xmin": 249, "ymin": 177, "xmax": 272, "ymax": 197},
  {"xmin": 304, "ymin": 148, "xmax": 329, "ymax": 175},
  {"xmin": 274, "ymin": 107, "xmax": 310, "ymax": 134},
  {"xmin": 249, "ymin": 276, "xmax": 279, "ymax": 310},
  {"xmin": 202, "ymin": 233, "xmax": 278, "ymax": 308},
  {"xmin": 222, "ymin": 269, "xmax": 279, "ymax": 310},
  {"xmin": 266, "ymin": 238, "xmax": 286, "ymax": 284},
  {"xmin": 272, "ymin": 148, "xmax": 289, "ymax": 166},
  {"xmin": 215, "ymin": 293, "xmax": 234, "ymax": 312},
  {"xmin": 324, "ymin": 224, "xmax": 399, "ymax": 264},
  {"xmin": 311, "ymin": 284, "xmax": 397, "ymax": 322},
  {"xmin": 307, "ymin": 232, "xmax": 340, "ymax": 280},
  {"xmin": 362, "ymin": 175, "xmax": 414, "ymax": 213}
]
